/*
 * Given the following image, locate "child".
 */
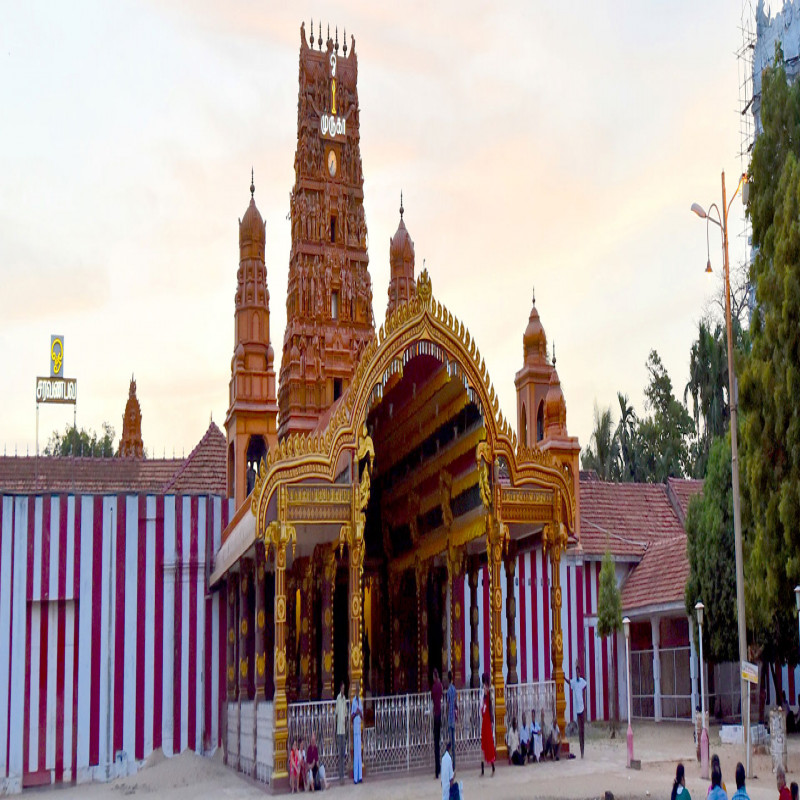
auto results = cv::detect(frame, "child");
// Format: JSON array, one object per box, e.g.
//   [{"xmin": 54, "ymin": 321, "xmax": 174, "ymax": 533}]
[{"xmin": 289, "ymin": 738, "xmax": 300, "ymax": 793}]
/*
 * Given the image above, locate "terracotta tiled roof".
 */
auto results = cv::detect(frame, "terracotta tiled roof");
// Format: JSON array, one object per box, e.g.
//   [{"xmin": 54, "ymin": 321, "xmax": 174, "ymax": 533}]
[
  {"xmin": 164, "ymin": 423, "xmax": 227, "ymax": 494},
  {"xmin": 579, "ymin": 480, "xmax": 687, "ymax": 558},
  {"xmin": 667, "ymin": 477, "xmax": 704, "ymax": 523},
  {"xmin": 620, "ymin": 534, "xmax": 689, "ymax": 613},
  {"xmin": 0, "ymin": 422, "xmax": 227, "ymax": 495}
]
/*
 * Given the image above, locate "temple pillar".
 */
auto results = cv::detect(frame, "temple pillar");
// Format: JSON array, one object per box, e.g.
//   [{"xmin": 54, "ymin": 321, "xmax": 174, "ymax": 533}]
[
  {"xmin": 505, "ymin": 549, "xmax": 518, "ymax": 686},
  {"xmin": 468, "ymin": 561, "xmax": 480, "ymax": 689},
  {"xmin": 390, "ymin": 572, "xmax": 402, "ymax": 694},
  {"xmin": 652, "ymin": 616, "xmax": 662, "ymax": 722},
  {"xmin": 448, "ymin": 545, "xmax": 466, "ymax": 689},
  {"xmin": 265, "ymin": 488, "xmax": 296, "ymax": 780},
  {"xmin": 347, "ymin": 529, "xmax": 364, "ymax": 698},
  {"xmin": 320, "ymin": 546, "xmax": 336, "ymax": 700},
  {"xmin": 287, "ymin": 570, "xmax": 298, "ymax": 703},
  {"xmin": 415, "ymin": 558, "xmax": 430, "ymax": 693},
  {"xmin": 298, "ymin": 557, "xmax": 313, "ymax": 699},
  {"xmin": 487, "ymin": 515, "xmax": 507, "ymax": 758},
  {"xmin": 226, "ymin": 574, "xmax": 239, "ymax": 702},
  {"xmin": 543, "ymin": 512, "xmax": 568, "ymax": 740},
  {"xmin": 254, "ymin": 543, "xmax": 268, "ymax": 699},
  {"xmin": 239, "ymin": 558, "xmax": 254, "ymax": 700}
]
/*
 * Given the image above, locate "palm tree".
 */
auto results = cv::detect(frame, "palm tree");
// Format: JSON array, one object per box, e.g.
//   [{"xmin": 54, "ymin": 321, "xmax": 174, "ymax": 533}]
[
  {"xmin": 582, "ymin": 404, "xmax": 620, "ymax": 480},
  {"xmin": 615, "ymin": 393, "xmax": 638, "ymax": 482}
]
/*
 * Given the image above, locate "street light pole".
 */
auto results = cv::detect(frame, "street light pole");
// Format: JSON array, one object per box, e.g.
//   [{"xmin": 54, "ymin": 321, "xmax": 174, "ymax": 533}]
[
  {"xmin": 623, "ymin": 616, "xmax": 633, "ymax": 768},
  {"xmin": 696, "ymin": 602, "xmax": 709, "ymax": 780},
  {"xmin": 692, "ymin": 169, "xmax": 749, "ymax": 774}
]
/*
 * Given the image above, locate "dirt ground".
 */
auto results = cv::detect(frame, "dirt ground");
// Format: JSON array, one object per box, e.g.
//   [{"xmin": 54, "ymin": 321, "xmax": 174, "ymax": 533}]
[{"xmin": 26, "ymin": 721, "xmax": 800, "ymax": 799}]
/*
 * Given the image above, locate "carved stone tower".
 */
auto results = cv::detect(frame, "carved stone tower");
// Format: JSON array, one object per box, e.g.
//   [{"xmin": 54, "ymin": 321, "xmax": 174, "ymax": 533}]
[
  {"xmin": 118, "ymin": 376, "xmax": 144, "ymax": 459},
  {"xmin": 278, "ymin": 23, "xmax": 374, "ymax": 437},
  {"xmin": 386, "ymin": 195, "xmax": 415, "ymax": 318},
  {"xmin": 225, "ymin": 175, "xmax": 279, "ymax": 506}
]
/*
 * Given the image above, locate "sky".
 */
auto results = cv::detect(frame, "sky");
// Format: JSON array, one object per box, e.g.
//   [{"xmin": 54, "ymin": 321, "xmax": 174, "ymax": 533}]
[{"xmin": 0, "ymin": 1, "xmax": 753, "ymax": 460}]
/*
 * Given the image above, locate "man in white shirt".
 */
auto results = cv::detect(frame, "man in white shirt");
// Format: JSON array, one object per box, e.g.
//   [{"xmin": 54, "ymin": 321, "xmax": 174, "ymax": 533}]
[
  {"xmin": 567, "ymin": 662, "xmax": 587, "ymax": 758},
  {"xmin": 519, "ymin": 711, "xmax": 532, "ymax": 762},
  {"xmin": 335, "ymin": 682, "xmax": 348, "ymax": 783},
  {"xmin": 441, "ymin": 740, "xmax": 456, "ymax": 800}
]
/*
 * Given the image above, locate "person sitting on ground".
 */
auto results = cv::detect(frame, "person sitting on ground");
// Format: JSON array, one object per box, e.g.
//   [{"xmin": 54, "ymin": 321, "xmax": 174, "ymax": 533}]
[
  {"xmin": 306, "ymin": 731, "xmax": 320, "ymax": 791},
  {"xmin": 731, "ymin": 762, "xmax": 750, "ymax": 800},
  {"xmin": 708, "ymin": 764, "xmax": 727, "ymax": 800},
  {"xmin": 289, "ymin": 738, "xmax": 300, "ymax": 793},
  {"xmin": 441, "ymin": 740, "xmax": 458, "ymax": 800},
  {"xmin": 519, "ymin": 711, "xmax": 532, "ymax": 763},
  {"xmin": 541, "ymin": 709, "xmax": 560, "ymax": 761},
  {"xmin": 778, "ymin": 766, "xmax": 792, "ymax": 800},
  {"xmin": 531, "ymin": 708, "xmax": 543, "ymax": 762},
  {"xmin": 297, "ymin": 736, "xmax": 307, "ymax": 792},
  {"xmin": 790, "ymin": 781, "xmax": 798, "ymax": 800},
  {"xmin": 672, "ymin": 763, "xmax": 691, "ymax": 800},
  {"xmin": 707, "ymin": 755, "xmax": 727, "ymax": 797},
  {"xmin": 507, "ymin": 716, "xmax": 524, "ymax": 765}
]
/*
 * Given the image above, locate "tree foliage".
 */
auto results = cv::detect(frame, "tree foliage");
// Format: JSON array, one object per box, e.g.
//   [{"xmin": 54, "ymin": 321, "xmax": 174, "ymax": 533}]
[
  {"xmin": 597, "ymin": 551, "xmax": 622, "ymax": 731},
  {"xmin": 44, "ymin": 423, "xmax": 115, "ymax": 457},
  {"xmin": 684, "ymin": 435, "xmax": 738, "ymax": 663},
  {"xmin": 740, "ymin": 46, "xmax": 800, "ymax": 670},
  {"xmin": 581, "ymin": 404, "xmax": 620, "ymax": 480}
]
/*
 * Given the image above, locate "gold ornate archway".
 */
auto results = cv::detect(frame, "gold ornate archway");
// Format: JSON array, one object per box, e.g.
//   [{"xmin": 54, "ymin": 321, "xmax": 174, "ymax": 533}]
[{"xmin": 239, "ymin": 270, "xmax": 577, "ymax": 774}]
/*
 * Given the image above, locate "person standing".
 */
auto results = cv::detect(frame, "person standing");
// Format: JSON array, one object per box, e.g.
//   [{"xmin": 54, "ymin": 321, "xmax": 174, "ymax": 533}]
[
  {"xmin": 567, "ymin": 662, "xmax": 587, "ymax": 758},
  {"xmin": 671, "ymin": 763, "xmax": 691, "ymax": 800},
  {"xmin": 480, "ymin": 673, "xmax": 496, "ymax": 777},
  {"xmin": 351, "ymin": 680, "xmax": 364, "ymax": 784},
  {"xmin": 731, "ymin": 762, "xmax": 749, "ymax": 800},
  {"xmin": 432, "ymin": 668, "xmax": 443, "ymax": 779},
  {"xmin": 335, "ymin": 682, "xmax": 348, "ymax": 784},
  {"xmin": 446, "ymin": 671, "xmax": 457, "ymax": 768}
]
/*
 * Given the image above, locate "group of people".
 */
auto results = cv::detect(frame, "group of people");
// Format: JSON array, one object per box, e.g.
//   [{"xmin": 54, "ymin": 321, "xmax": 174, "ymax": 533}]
[
  {"xmin": 288, "ymin": 731, "xmax": 326, "ymax": 792},
  {"xmin": 671, "ymin": 755, "xmax": 798, "ymax": 800},
  {"xmin": 505, "ymin": 709, "xmax": 562, "ymax": 765}
]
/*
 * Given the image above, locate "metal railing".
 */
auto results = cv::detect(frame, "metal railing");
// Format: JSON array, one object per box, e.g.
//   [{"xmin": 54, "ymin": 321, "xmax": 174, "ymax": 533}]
[
  {"xmin": 505, "ymin": 681, "xmax": 557, "ymax": 732},
  {"xmin": 286, "ymin": 682, "xmax": 555, "ymax": 777}
]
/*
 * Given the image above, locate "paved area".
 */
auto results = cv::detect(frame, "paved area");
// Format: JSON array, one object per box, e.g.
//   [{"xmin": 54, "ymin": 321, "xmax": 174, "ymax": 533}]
[{"xmin": 27, "ymin": 721, "xmax": 800, "ymax": 799}]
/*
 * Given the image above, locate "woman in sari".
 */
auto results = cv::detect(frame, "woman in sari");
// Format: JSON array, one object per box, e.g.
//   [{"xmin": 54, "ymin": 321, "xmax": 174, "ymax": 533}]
[{"xmin": 480, "ymin": 673, "xmax": 496, "ymax": 776}]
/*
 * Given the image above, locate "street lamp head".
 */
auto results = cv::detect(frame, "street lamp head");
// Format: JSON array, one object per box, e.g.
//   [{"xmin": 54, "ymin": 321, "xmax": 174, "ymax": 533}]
[
  {"xmin": 794, "ymin": 585, "xmax": 800, "ymax": 613},
  {"xmin": 623, "ymin": 616, "xmax": 631, "ymax": 639},
  {"xmin": 706, "ymin": 259, "xmax": 712, "ymax": 274},
  {"xmin": 691, "ymin": 202, "xmax": 708, "ymax": 219},
  {"xmin": 695, "ymin": 601, "xmax": 705, "ymax": 627}
]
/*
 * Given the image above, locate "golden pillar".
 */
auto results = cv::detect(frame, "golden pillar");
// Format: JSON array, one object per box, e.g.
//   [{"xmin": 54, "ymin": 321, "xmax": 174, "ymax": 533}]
[
  {"xmin": 543, "ymin": 502, "xmax": 569, "ymax": 741},
  {"xmin": 468, "ymin": 561, "xmax": 480, "ymax": 689},
  {"xmin": 447, "ymin": 542, "xmax": 466, "ymax": 689},
  {"xmin": 320, "ymin": 546, "xmax": 336, "ymax": 700},
  {"xmin": 297, "ymin": 557, "xmax": 312, "ymax": 699},
  {"xmin": 254, "ymin": 543, "xmax": 268, "ymax": 699},
  {"xmin": 264, "ymin": 486, "xmax": 296, "ymax": 781},
  {"xmin": 505, "ymin": 548, "xmax": 518, "ymax": 686},
  {"xmin": 287, "ymin": 570, "xmax": 298, "ymax": 702},
  {"xmin": 415, "ymin": 557, "xmax": 430, "ymax": 693},
  {"xmin": 226, "ymin": 574, "xmax": 239, "ymax": 701},
  {"xmin": 486, "ymin": 513, "xmax": 508, "ymax": 759}
]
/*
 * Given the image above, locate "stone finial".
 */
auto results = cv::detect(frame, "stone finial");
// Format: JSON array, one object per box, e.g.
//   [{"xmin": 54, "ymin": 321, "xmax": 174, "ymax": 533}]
[
  {"xmin": 343, "ymin": 28, "xmax": 347, "ymax": 55},
  {"xmin": 318, "ymin": 25, "xmax": 322, "ymax": 49},
  {"xmin": 400, "ymin": 190, "xmax": 404, "ymax": 219},
  {"xmin": 335, "ymin": 26, "xmax": 339, "ymax": 53},
  {"xmin": 250, "ymin": 167, "xmax": 255, "ymax": 198}
]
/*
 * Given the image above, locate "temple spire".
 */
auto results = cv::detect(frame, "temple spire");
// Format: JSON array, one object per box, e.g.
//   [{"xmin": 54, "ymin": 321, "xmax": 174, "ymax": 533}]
[
  {"xmin": 400, "ymin": 190, "xmax": 404, "ymax": 219},
  {"xmin": 250, "ymin": 167, "xmax": 255, "ymax": 197}
]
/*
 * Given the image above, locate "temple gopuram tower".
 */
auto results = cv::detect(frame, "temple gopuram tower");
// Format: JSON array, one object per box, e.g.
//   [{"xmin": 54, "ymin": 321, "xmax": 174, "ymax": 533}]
[
  {"xmin": 225, "ymin": 176, "xmax": 279, "ymax": 506},
  {"xmin": 278, "ymin": 23, "xmax": 374, "ymax": 437},
  {"xmin": 386, "ymin": 195, "xmax": 415, "ymax": 317}
]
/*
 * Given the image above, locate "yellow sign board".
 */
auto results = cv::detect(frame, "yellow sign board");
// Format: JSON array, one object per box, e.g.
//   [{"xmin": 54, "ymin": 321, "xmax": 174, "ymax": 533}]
[
  {"xmin": 741, "ymin": 660, "xmax": 758, "ymax": 685},
  {"xmin": 50, "ymin": 335, "xmax": 64, "ymax": 377}
]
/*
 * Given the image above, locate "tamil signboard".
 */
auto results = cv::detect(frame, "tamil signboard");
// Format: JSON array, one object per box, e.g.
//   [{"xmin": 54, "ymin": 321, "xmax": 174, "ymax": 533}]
[
  {"xmin": 741, "ymin": 660, "xmax": 759, "ymax": 684},
  {"xmin": 36, "ymin": 376, "xmax": 77, "ymax": 404},
  {"xmin": 50, "ymin": 334, "xmax": 64, "ymax": 377}
]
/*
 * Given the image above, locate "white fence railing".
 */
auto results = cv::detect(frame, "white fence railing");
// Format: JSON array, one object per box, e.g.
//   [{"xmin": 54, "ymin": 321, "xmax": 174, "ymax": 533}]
[
  {"xmin": 286, "ymin": 682, "xmax": 554, "ymax": 777},
  {"xmin": 505, "ymin": 681, "xmax": 557, "ymax": 733}
]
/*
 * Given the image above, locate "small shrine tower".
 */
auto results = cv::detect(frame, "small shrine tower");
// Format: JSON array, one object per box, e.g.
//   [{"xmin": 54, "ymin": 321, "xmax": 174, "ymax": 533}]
[
  {"xmin": 225, "ymin": 175, "xmax": 278, "ymax": 506},
  {"xmin": 386, "ymin": 194, "xmax": 415, "ymax": 317},
  {"xmin": 118, "ymin": 376, "xmax": 144, "ymax": 458}
]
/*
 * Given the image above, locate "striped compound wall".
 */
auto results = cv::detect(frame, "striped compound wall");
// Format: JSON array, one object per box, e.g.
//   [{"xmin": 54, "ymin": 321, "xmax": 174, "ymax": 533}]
[{"xmin": 0, "ymin": 493, "xmax": 232, "ymax": 793}]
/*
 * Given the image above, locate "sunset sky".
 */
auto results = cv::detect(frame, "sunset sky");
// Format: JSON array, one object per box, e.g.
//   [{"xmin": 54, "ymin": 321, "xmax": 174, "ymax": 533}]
[{"xmin": 0, "ymin": 1, "xmax": 751, "ymax": 459}]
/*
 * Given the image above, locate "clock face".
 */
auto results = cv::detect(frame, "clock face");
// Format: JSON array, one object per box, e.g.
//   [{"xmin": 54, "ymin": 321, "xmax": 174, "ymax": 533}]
[{"xmin": 327, "ymin": 149, "xmax": 337, "ymax": 177}]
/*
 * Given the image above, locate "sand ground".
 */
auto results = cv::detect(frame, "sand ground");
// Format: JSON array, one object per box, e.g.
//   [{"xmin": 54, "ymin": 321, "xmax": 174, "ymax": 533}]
[{"xmin": 26, "ymin": 721, "xmax": 800, "ymax": 799}]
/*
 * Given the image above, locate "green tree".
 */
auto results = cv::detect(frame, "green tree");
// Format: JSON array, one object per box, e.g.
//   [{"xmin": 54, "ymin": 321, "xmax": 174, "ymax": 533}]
[
  {"xmin": 635, "ymin": 351, "xmax": 696, "ymax": 482},
  {"xmin": 684, "ymin": 435, "xmax": 738, "ymax": 664},
  {"xmin": 44, "ymin": 423, "xmax": 115, "ymax": 457},
  {"xmin": 615, "ymin": 392, "xmax": 638, "ymax": 482},
  {"xmin": 740, "ymin": 47, "xmax": 800, "ymax": 690},
  {"xmin": 597, "ymin": 551, "xmax": 622, "ymax": 735},
  {"xmin": 581, "ymin": 404, "xmax": 620, "ymax": 480}
]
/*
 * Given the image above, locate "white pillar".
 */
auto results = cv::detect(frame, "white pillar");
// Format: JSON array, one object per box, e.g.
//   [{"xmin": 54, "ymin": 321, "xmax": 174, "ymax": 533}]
[
  {"xmin": 651, "ymin": 616, "xmax": 661, "ymax": 721},
  {"xmin": 689, "ymin": 617, "xmax": 698, "ymax": 718}
]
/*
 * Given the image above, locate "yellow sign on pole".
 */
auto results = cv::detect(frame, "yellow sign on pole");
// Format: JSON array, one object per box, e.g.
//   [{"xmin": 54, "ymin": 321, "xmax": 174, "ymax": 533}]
[{"xmin": 741, "ymin": 660, "xmax": 758, "ymax": 685}]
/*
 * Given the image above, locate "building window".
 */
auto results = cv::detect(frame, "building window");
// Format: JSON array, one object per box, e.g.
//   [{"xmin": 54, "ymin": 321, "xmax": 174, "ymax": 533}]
[
  {"xmin": 332, "ymin": 291, "xmax": 339, "ymax": 319},
  {"xmin": 334, "ymin": 378, "xmax": 343, "ymax": 400},
  {"xmin": 330, "ymin": 215, "xmax": 336, "ymax": 243}
]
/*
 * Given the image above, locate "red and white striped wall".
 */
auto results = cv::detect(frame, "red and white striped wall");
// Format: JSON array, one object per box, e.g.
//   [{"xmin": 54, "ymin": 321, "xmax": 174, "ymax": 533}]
[
  {"xmin": 0, "ymin": 493, "xmax": 232, "ymax": 792},
  {"xmin": 461, "ymin": 548, "xmax": 624, "ymax": 725}
]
